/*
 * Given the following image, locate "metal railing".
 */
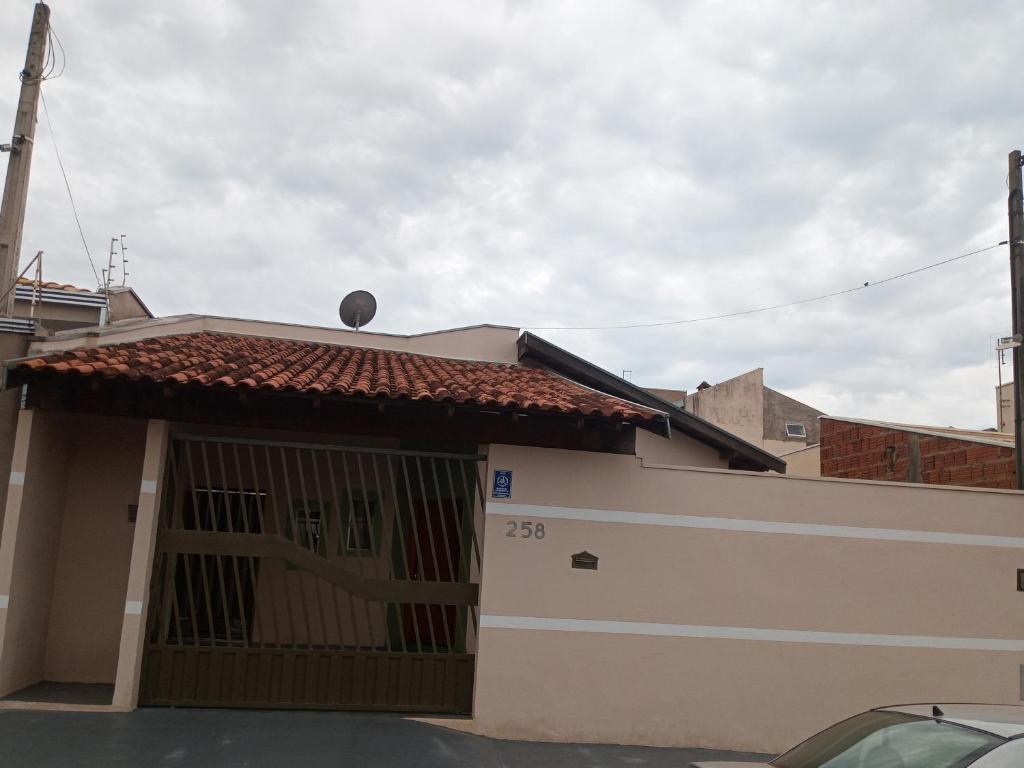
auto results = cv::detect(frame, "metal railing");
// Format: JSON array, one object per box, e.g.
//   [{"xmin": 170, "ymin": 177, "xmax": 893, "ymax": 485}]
[{"xmin": 147, "ymin": 435, "xmax": 486, "ymax": 656}]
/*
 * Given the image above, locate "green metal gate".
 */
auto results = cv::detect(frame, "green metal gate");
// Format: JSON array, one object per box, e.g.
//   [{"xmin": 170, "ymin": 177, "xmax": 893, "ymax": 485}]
[{"xmin": 139, "ymin": 435, "xmax": 485, "ymax": 713}]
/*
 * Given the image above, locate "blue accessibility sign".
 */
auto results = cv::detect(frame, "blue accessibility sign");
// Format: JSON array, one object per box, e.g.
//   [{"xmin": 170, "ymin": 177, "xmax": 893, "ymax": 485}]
[{"xmin": 492, "ymin": 469, "xmax": 513, "ymax": 499}]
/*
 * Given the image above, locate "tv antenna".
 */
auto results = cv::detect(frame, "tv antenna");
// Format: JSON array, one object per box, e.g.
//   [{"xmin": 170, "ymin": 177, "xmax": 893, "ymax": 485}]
[{"xmin": 339, "ymin": 290, "xmax": 377, "ymax": 331}]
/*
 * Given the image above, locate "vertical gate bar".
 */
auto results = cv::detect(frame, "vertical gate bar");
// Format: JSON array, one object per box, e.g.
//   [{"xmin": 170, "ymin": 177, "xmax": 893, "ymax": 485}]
[
  {"xmin": 154, "ymin": 445, "xmax": 181, "ymax": 644},
  {"xmin": 145, "ymin": 552, "xmax": 165, "ymax": 645},
  {"xmin": 168, "ymin": 558, "xmax": 185, "ymax": 645},
  {"xmin": 277, "ymin": 446, "xmax": 314, "ymax": 649},
  {"xmin": 294, "ymin": 447, "xmax": 331, "ymax": 649},
  {"xmin": 248, "ymin": 444, "xmax": 284, "ymax": 648},
  {"xmin": 442, "ymin": 459, "xmax": 468, "ymax": 581},
  {"xmin": 232, "ymin": 443, "xmax": 274, "ymax": 649},
  {"xmin": 456, "ymin": 459, "xmax": 483, "ymax": 647},
  {"xmin": 310, "ymin": 449, "xmax": 348, "ymax": 651},
  {"xmin": 457, "ymin": 459, "xmax": 484, "ymax": 572},
  {"xmin": 428, "ymin": 458, "xmax": 457, "ymax": 653},
  {"xmin": 428, "ymin": 458, "xmax": 457, "ymax": 580},
  {"xmin": 171, "ymin": 445, "xmax": 200, "ymax": 646},
  {"xmin": 247, "ymin": 444, "xmax": 270, "ymax": 533},
  {"xmin": 216, "ymin": 442, "xmax": 251, "ymax": 648},
  {"xmin": 325, "ymin": 451, "xmax": 362, "ymax": 650},
  {"xmin": 355, "ymin": 452, "xmax": 392, "ymax": 653},
  {"xmin": 200, "ymin": 443, "xmax": 236, "ymax": 648},
  {"xmin": 442, "ymin": 459, "xmax": 471, "ymax": 653},
  {"xmin": 340, "ymin": 451, "xmax": 378, "ymax": 651},
  {"xmin": 436, "ymin": 459, "xmax": 471, "ymax": 653},
  {"xmin": 414, "ymin": 457, "xmax": 450, "ymax": 651},
  {"xmin": 369, "ymin": 454, "xmax": 403, "ymax": 653},
  {"xmin": 384, "ymin": 455, "xmax": 415, "ymax": 654},
  {"xmin": 402, "ymin": 456, "xmax": 436, "ymax": 653},
  {"xmin": 184, "ymin": 441, "xmax": 218, "ymax": 647},
  {"xmin": 263, "ymin": 444, "xmax": 299, "ymax": 648}
]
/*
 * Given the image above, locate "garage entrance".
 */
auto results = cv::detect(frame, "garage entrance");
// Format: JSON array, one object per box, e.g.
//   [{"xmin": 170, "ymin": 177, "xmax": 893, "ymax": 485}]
[{"xmin": 139, "ymin": 435, "xmax": 485, "ymax": 713}]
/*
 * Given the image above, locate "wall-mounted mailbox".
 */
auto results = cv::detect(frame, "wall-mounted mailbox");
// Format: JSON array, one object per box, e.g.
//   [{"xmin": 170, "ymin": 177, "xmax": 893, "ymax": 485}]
[{"xmin": 571, "ymin": 551, "xmax": 598, "ymax": 571}]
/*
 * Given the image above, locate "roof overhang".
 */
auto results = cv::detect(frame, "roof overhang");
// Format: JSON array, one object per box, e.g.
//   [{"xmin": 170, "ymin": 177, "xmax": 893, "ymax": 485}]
[{"xmin": 517, "ymin": 332, "xmax": 786, "ymax": 473}]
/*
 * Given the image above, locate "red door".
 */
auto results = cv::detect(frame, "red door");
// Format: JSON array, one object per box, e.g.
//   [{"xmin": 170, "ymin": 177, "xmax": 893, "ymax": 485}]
[{"xmin": 403, "ymin": 498, "xmax": 462, "ymax": 650}]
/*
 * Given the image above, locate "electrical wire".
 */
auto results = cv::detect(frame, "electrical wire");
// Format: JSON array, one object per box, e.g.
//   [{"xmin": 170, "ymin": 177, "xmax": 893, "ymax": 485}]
[
  {"xmin": 39, "ymin": 89, "xmax": 102, "ymax": 288},
  {"xmin": 525, "ymin": 241, "xmax": 1008, "ymax": 331}
]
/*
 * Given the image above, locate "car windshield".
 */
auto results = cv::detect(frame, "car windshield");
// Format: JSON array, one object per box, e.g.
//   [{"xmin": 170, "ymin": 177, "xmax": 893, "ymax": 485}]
[{"xmin": 772, "ymin": 711, "xmax": 1004, "ymax": 768}]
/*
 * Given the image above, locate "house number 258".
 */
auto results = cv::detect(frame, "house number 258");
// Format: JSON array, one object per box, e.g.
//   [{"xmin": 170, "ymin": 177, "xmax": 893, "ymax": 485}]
[{"xmin": 506, "ymin": 520, "xmax": 545, "ymax": 539}]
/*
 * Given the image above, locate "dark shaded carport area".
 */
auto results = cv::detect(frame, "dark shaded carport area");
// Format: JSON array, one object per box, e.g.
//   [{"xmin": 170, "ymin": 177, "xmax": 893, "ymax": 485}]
[{"xmin": 0, "ymin": 709, "xmax": 772, "ymax": 767}]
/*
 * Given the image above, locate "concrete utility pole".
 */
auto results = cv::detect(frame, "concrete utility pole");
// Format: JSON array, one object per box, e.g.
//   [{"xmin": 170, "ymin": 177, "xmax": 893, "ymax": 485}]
[
  {"xmin": 0, "ymin": 3, "xmax": 50, "ymax": 317},
  {"xmin": 1008, "ymin": 150, "xmax": 1024, "ymax": 489}
]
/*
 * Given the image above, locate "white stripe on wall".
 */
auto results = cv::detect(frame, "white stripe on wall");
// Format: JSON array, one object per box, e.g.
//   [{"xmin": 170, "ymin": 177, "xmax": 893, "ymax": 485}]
[
  {"xmin": 480, "ymin": 615, "xmax": 1024, "ymax": 652},
  {"xmin": 139, "ymin": 479, "xmax": 157, "ymax": 495},
  {"xmin": 124, "ymin": 600, "xmax": 143, "ymax": 615},
  {"xmin": 486, "ymin": 502, "xmax": 1024, "ymax": 550},
  {"xmin": 8, "ymin": 471, "xmax": 24, "ymax": 487},
  {"xmin": 0, "ymin": 594, "xmax": 8, "ymax": 610}
]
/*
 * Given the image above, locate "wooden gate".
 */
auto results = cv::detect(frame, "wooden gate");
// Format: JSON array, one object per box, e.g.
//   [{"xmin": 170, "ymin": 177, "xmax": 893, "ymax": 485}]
[{"xmin": 139, "ymin": 436, "xmax": 485, "ymax": 713}]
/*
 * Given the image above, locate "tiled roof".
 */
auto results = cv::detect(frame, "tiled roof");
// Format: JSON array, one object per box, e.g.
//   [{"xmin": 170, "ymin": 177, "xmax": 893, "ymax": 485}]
[
  {"xmin": 13, "ymin": 332, "xmax": 664, "ymax": 422},
  {"xmin": 17, "ymin": 277, "xmax": 95, "ymax": 294}
]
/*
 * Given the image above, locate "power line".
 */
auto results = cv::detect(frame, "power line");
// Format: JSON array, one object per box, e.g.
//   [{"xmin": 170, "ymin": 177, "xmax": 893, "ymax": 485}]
[
  {"xmin": 39, "ymin": 89, "xmax": 101, "ymax": 288},
  {"xmin": 525, "ymin": 241, "xmax": 1008, "ymax": 331}
]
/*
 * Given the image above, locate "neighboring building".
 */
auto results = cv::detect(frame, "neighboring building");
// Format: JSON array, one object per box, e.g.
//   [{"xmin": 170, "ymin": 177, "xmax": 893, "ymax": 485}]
[
  {"xmin": 676, "ymin": 368, "xmax": 825, "ymax": 475},
  {"xmin": 820, "ymin": 416, "xmax": 1016, "ymax": 489},
  {"xmin": 0, "ymin": 314, "xmax": 1021, "ymax": 756},
  {"xmin": 644, "ymin": 387, "xmax": 686, "ymax": 407},
  {"xmin": 996, "ymin": 380, "xmax": 1014, "ymax": 434},
  {"xmin": 10, "ymin": 277, "xmax": 151, "ymax": 333}
]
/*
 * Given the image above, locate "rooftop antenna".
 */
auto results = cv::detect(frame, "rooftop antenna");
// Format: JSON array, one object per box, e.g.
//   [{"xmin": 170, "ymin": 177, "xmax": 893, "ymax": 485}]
[
  {"xmin": 339, "ymin": 290, "xmax": 377, "ymax": 331},
  {"xmin": 119, "ymin": 234, "xmax": 128, "ymax": 286},
  {"xmin": 103, "ymin": 236, "xmax": 117, "ymax": 291}
]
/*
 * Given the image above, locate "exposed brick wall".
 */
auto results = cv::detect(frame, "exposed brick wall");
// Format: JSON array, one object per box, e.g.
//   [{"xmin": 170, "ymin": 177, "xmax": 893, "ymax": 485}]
[{"xmin": 819, "ymin": 418, "xmax": 1017, "ymax": 489}]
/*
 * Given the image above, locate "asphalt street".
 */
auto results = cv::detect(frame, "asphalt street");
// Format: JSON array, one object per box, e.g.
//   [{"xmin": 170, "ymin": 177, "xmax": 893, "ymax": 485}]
[{"xmin": 0, "ymin": 709, "xmax": 773, "ymax": 767}]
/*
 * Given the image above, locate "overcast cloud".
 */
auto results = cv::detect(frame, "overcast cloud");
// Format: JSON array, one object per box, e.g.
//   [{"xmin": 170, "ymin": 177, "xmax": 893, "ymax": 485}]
[{"xmin": 1, "ymin": 1, "xmax": 1022, "ymax": 428}]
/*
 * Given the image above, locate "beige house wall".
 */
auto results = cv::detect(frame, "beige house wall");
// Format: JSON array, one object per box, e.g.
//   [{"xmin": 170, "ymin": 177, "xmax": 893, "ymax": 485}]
[
  {"xmin": 774, "ymin": 443, "xmax": 820, "ymax": 477},
  {"xmin": 113, "ymin": 419, "xmax": 169, "ymax": 709},
  {"xmin": 0, "ymin": 411, "xmax": 72, "ymax": 695},
  {"xmin": 0, "ymin": 411, "xmax": 149, "ymax": 697},
  {"xmin": 13, "ymin": 300, "xmax": 100, "ymax": 327},
  {"xmin": 685, "ymin": 369, "xmax": 764, "ymax": 447},
  {"xmin": 44, "ymin": 415, "xmax": 148, "ymax": 684},
  {"xmin": 474, "ymin": 444, "xmax": 1024, "ymax": 753},
  {"xmin": 633, "ymin": 428, "xmax": 728, "ymax": 469},
  {"xmin": 0, "ymin": 331, "xmax": 27, "ymax": 540}
]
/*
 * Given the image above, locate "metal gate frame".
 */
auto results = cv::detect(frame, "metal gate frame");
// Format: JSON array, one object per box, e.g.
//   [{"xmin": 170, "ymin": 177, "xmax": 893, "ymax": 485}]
[{"xmin": 139, "ymin": 434, "xmax": 485, "ymax": 713}]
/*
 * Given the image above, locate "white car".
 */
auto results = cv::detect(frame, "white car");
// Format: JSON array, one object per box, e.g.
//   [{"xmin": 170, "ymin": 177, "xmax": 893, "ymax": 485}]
[{"xmin": 694, "ymin": 704, "xmax": 1024, "ymax": 768}]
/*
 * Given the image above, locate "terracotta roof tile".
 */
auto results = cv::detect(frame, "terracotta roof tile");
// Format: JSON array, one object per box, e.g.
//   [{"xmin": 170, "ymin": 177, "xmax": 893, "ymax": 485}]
[
  {"xmin": 13, "ymin": 332, "xmax": 663, "ymax": 423},
  {"xmin": 16, "ymin": 277, "xmax": 95, "ymax": 293}
]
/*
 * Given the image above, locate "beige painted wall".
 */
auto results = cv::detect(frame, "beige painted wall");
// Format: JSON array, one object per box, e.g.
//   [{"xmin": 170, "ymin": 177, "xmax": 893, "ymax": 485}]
[
  {"xmin": 474, "ymin": 444, "xmax": 1024, "ymax": 753},
  {"xmin": 0, "ymin": 411, "xmax": 71, "ymax": 695},
  {"xmin": 634, "ymin": 428, "xmax": 727, "ymax": 469},
  {"xmin": 44, "ymin": 415, "xmax": 147, "ymax": 683},
  {"xmin": 774, "ymin": 443, "xmax": 820, "ymax": 477},
  {"xmin": 0, "ymin": 331, "xmax": 27, "ymax": 540},
  {"xmin": 685, "ymin": 369, "xmax": 764, "ymax": 447}
]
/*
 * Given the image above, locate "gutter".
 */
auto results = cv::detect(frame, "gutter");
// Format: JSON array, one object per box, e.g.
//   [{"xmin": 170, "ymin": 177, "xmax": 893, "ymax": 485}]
[{"xmin": 517, "ymin": 331, "xmax": 786, "ymax": 473}]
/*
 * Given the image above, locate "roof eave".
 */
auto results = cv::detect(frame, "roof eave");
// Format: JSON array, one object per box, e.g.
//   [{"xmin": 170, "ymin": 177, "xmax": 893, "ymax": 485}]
[{"xmin": 517, "ymin": 331, "xmax": 786, "ymax": 473}]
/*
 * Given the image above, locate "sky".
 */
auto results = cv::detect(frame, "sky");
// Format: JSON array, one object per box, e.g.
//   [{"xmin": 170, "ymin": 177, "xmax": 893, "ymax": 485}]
[{"xmin": 1, "ymin": 1, "xmax": 1021, "ymax": 429}]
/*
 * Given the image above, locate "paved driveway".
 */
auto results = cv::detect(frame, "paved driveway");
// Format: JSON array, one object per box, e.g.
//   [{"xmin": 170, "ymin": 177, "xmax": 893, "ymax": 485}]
[{"xmin": 0, "ymin": 709, "xmax": 772, "ymax": 767}]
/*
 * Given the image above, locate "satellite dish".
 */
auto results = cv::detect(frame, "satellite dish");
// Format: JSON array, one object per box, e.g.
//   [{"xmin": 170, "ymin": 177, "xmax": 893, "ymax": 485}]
[{"xmin": 339, "ymin": 290, "xmax": 377, "ymax": 331}]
